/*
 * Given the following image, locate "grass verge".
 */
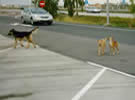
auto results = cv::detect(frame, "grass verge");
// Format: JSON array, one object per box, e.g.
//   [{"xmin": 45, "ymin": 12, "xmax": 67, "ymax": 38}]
[{"xmin": 55, "ymin": 14, "xmax": 135, "ymax": 29}]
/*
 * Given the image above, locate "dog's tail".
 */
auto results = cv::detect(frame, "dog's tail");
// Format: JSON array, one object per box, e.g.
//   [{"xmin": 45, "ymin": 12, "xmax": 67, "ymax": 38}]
[
  {"xmin": 31, "ymin": 27, "xmax": 39, "ymax": 32},
  {"xmin": 31, "ymin": 27, "xmax": 39, "ymax": 34}
]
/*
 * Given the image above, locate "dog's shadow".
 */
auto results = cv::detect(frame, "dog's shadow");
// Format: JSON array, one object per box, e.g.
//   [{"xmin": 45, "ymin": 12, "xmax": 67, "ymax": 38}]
[
  {"xmin": 31, "ymin": 22, "xmax": 55, "ymax": 26},
  {"xmin": 97, "ymin": 52, "xmax": 120, "ymax": 57}
]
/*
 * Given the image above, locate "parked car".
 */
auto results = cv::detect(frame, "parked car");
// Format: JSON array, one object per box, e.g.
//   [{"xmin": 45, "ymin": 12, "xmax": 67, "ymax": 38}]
[
  {"xmin": 21, "ymin": 7, "xmax": 53, "ymax": 25},
  {"xmin": 85, "ymin": 6, "xmax": 101, "ymax": 13}
]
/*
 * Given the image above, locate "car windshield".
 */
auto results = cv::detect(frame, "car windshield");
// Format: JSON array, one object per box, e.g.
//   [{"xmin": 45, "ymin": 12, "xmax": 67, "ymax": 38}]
[{"xmin": 31, "ymin": 8, "xmax": 47, "ymax": 14}]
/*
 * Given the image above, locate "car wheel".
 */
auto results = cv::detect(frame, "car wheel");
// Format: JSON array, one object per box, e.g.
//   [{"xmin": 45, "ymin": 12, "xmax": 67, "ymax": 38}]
[
  {"xmin": 21, "ymin": 17, "xmax": 25, "ymax": 24},
  {"xmin": 47, "ymin": 21, "xmax": 53, "ymax": 25},
  {"xmin": 30, "ymin": 18, "xmax": 34, "ymax": 25}
]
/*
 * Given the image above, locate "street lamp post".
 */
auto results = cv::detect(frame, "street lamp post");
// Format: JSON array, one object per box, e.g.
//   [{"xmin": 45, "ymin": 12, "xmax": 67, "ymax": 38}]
[{"xmin": 106, "ymin": 0, "xmax": 109, "ymax": 25}]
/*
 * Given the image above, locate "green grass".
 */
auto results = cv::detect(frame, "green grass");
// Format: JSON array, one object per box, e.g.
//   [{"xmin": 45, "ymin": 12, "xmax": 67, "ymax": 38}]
[
  {"xmin": 58, "ymin": 9, "xmax": 131, "ymax": 13},
  {"xmin": 55, "ymin": 14, "xmax": 135, "ymax": 29}
]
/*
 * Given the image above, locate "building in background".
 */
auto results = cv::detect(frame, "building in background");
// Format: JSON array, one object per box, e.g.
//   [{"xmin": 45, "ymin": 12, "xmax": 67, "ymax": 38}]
[
  {"xmin": 0, "ymin": 0, "xmax": 32, "ymax": 7},
  {"xmin": 58, "ymin": 0, "xmax": 130, "ymax": 6}
]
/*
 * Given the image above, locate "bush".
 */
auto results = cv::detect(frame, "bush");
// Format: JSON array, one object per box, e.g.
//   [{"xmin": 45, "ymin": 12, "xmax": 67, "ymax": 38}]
[
  {"xmin": 110, "ymin": 17, "xmax": 135, "ymax": 28},
  {"xmin": 37, "ymin": 0, "xmax": 58, "ymax": 18},
  {"xmin": 55, "ymin": 14, "xmax": 135, "ymax": 28}
]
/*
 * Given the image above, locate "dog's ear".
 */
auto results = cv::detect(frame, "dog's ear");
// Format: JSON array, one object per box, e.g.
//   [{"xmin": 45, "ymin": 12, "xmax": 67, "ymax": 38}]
[{"xmin": 10, "ymin": 29, "xmax": 15, "ymax": 31}]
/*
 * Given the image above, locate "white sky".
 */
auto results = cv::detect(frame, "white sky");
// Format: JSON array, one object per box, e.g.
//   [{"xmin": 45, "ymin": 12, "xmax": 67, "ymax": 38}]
[
  {"xmin": 58, "ymin": 0, "xmax": 130, "ymax": 6},
  {"xmin": 0, "ymin": 0, "xmax": 130, "ymax": 6},
  {"xmin": 0, "ymin": 0, "xmax": 32, "ymax": 5}
]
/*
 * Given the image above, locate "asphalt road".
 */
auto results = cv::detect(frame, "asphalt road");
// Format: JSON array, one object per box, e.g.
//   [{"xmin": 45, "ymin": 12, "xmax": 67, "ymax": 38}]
[
  {"xmin": 1, "ymin": 35, "xmax": 135, "ymax": 100},
  {"xmin": 1, "ymin": 16, "xmax": 135, "ymax": 75}
]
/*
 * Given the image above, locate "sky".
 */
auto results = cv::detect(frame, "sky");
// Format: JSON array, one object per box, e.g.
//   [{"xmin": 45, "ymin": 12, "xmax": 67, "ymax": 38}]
[
  {"xmin": 0, "ymin": 0, "xmax": 130, "ymax": 6},
  {"xmin": 58, "ymin": 0, "xmax": 130, "ymax": 6},
  {"xmin": 0, "ymin": 0, "xmax": 32, "ymax": 5}
]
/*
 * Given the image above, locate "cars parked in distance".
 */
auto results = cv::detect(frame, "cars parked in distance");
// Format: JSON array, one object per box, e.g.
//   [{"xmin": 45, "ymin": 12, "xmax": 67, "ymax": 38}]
[
  {"xmin": 85, "ymin": 6, "xmax": 101, "ymax": 13},
  {"xmin": 21, "ymin": 7, "xmax": 53, "ymax": 25}
]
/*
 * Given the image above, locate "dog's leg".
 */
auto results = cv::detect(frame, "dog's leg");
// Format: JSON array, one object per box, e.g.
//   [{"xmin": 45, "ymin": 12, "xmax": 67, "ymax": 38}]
[
  {"xmin": 26, "ymin": 40, "xmax": 30, "ymax": 48},
  {"xmin": 14, "ymin": 39, "xmax": 17, "ymax": 48},
  {"xmin": 98, "ymin": 49, "xmax": 100, "ymax": 56},
  {"xmin": 112, "ymin": 48, "xmax": 115, "ymax": 56},
  {"xmin": 31, "ymin": 41, "xmax": 36, "ymax": 48},
  {"xmin": 29, "ymin": 40, "xmax": 36, "ymax": 48},
  {"xmin": 109, "ymin": 45, "xmax": 113, "ymax": 56},
  {"xmin": 29, "ymin": 35, "xmax": 36, "ymax": 48},
  {"xmin": 20, "ymin": 39, "xmax": 24, "ymax": 47},
  {"xmin": 102, "ymin": 47, "xmax": 104, "ymax": 56},
  {"xmin": 98, "ymin": 46, "xmax": 101, "ymax": 56},
  {"xmin": 116, "ymin": 46, "xmax": 119, "ymax": 55},
  {"xmin": 25, "ymin": 37, "xmax": 30, "ymax": 48}
]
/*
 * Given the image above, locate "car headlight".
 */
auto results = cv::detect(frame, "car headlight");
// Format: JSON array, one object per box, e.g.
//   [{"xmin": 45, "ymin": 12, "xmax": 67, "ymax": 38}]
[
  {"xmin": 50, "ymin": 15, "xmax": 53, "ymax": 19},
  {"xmin": 32, "ymin": 15, "xmax": 39, "ymax": 19}
]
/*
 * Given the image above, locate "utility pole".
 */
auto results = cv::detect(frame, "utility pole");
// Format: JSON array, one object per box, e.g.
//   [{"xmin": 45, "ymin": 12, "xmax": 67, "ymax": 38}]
[{"xmin": 106, "ymin": 0, "xmax": 109, "ymax": 25}]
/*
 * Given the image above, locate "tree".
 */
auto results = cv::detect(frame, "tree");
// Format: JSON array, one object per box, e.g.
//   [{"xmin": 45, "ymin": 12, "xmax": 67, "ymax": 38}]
[
  {"xmin": 128, "ymin": 0, "xmax": 135, "ymax": 28},
  {"xmin": 79, "ymin": 0, "xmax": 85, "ymax": 12},
  {"xmin": 64, "ymin": 0, "xmax": 75, "ymax": 17},
  {"xmin": 43, "ymin": 0, "xmax": 59, "ymax": 18},
  {"xmin": 32, "ymin": 0, "xmax": 59, "ymax": 18},
  {"xmin": 32, "ymin": 0, "xmax": 38, "ymax": 7},
  {"xmin": 129, "ymin": 0, "xmax": 135, "ymax": 13},
  {"xmin": 64, "ymin": 0, "xmax": 84, "ymax": 17},
  {"xmin": 75, "ymin": 0, "xmax": 85, "ymax": 16}
]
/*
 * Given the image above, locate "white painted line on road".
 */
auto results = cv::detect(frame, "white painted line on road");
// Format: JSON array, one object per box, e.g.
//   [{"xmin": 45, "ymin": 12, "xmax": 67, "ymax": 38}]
[
  {"xmin": 71, "ymin": 68, "xmax": 106, "ymax": 100},
  {"xmin": 58, "ymin": 22, "xmax": 135, "ymax": 32},
  {"xmin": 0, "ymin": 47, "xmax": 13, "ymax": 53},
  {"xmin": 19, "ymin": 24, "xmax": 33, "ymax": 27},
  {"xmin": 10, "ymin": 23, "xmax": 20, "ymax": 26},
  {"xmin": 10, "ymin": 23, "xmax": 33, "ymax": 27},
  {"xmin": 88, "ymin": 61, "xmax": 135, "ymax": 79}
]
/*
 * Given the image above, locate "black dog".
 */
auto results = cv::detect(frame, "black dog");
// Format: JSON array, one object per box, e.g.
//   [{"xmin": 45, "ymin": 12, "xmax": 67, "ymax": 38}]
[{"xmin": 8, "ymin": 27, "xmax": 39, "ymax": 48}]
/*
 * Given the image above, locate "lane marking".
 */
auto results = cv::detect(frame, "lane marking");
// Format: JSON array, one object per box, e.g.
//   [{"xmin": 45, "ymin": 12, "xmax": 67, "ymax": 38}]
[
  {"xmin": 10, "ymin": 23, "xmax": 20, "ymax": 26},
  {"xmin": 19, "ymin": 24, "xmax": 33, "ymax": 27},
  {"xmin": 88, "ymin": 61, "xmax": 135, "ymax": 79},
  {"xmin": 72, "ymin": 68, "xmax": 106, "ymax": 100},
  {"xmin": 10, "ymin": 23, "xmax": 33, "ymax": 27},
  {"xmin": 57, "ymin": 22, "xmax": 135, "ymax": 32}
]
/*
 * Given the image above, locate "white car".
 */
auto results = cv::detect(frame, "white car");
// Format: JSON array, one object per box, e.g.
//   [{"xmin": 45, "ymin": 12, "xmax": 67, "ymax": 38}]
[
  {"xmin": 85, "ymin": 7, "xmax": 101, "ymax": 13},
  {"xmin": 21, "ymin": 7, "xmax": 53, "ymax": 25}
]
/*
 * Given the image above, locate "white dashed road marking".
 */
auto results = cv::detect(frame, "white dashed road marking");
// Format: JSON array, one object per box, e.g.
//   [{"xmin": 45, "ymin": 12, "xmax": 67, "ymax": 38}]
[
  {"xmin": 10, "ymin": 23, "xmax": 33, "ymax": 27},
  {"xmin": 72, "ymin": 68, "xmax": 106, "ymax": 100}
]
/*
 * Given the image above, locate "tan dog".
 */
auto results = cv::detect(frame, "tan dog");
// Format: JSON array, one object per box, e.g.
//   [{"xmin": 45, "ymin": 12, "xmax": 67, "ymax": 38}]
[
  {"xmin": 97, "ymin": 38, "xmax": 107, "ymax": 56},
  {"xmin": 108, "ymin": 36, "xmax": 119, "ymax": 55}
]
